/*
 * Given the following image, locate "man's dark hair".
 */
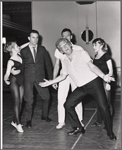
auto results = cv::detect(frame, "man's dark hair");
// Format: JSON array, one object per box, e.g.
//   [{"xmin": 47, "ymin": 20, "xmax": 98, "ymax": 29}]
[
  {"xmin": 92, "ymin": 38, "xmax": 108, "ymax": 52},
  {"xmin": 29, "ymin": 30, "xmax": 39, "ymax": 36},
  {"xmin": 61, "ymin": 28, "xmax": 72, "ymax": 36}
]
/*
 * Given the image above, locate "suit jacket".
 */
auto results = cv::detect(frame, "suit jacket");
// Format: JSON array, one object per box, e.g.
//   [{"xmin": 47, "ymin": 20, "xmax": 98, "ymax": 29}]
[{"xmin": 20, "ymin": 45, "xmax": 53, "ymax": 84}]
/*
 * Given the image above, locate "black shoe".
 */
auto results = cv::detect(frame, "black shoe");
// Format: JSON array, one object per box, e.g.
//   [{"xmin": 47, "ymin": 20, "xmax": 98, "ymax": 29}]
[
  {"xmin": 67, "ymin": 127, "xmax": 85, "ymax": 136},
  {"xmin": 91, "ymin": 121, "xmax": 102, "ymax": 127},
  {"xmin": 26, "ymin": 120, "xmax": 32, "ymax": 128},
  {"xmin": 41, "ymin": 117, "xmax": 53, "ymax": 122},
  {"xmin": 108, "ymin": 133, "xmax": 117, "ymax": 140}
]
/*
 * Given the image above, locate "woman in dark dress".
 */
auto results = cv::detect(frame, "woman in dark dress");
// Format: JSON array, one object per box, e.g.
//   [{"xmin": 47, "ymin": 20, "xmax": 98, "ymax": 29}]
[
  {"xmin": 91, "ymin": 38, "xmax": 114, "ymax": 129},
  {"xmin": 4, "ymin": 41, "xmax": 28, "ymax": 132}
]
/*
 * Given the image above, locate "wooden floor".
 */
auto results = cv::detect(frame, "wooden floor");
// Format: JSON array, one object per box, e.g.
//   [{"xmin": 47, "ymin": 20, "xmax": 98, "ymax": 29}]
[{"xmin": 2, "ymin": 87, "xmax": 121, "ymax": 150}]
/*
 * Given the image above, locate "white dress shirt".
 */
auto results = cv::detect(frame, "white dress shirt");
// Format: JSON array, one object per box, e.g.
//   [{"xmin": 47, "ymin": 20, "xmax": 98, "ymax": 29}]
[
  {"xmin": 62, "ymin": 50, "xmax": 98, "ymax": 87},
  {"xmin": 29, "ymin": 45, "xmax": 37, "ymax": 62}
]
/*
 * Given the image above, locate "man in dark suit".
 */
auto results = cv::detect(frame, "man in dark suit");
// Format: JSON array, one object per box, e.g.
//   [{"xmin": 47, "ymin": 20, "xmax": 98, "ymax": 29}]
[{"xmin": 20, "ymin": 30, "xmax": 53, "ymax": 127}]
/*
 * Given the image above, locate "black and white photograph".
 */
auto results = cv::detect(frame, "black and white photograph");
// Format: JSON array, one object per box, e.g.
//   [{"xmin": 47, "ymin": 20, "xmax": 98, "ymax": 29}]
[{"xmin": 1, "ymin": 1, "xmax": 121, "ymax": 149}]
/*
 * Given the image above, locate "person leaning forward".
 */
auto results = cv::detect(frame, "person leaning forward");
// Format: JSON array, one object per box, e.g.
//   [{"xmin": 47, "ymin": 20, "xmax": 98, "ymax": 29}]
[{"xmin": 39, "ymin": 38, "xmax": 117, "ymax": 140}]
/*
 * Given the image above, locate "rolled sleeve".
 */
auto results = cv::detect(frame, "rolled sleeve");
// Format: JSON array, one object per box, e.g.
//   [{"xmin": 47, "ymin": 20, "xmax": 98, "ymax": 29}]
[{"xmin": 54, "ymin": 49, "xmax": 65, "ymax": 61}]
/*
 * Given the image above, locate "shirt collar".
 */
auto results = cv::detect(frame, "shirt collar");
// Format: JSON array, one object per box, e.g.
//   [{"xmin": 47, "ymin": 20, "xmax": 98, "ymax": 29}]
[{"xmin": 29, "ymin": 44, "xmax": 37, "ymax": 50}]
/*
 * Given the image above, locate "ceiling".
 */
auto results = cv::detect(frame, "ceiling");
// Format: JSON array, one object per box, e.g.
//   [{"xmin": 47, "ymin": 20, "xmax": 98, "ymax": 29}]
[
  {"xmin": 2, "ymin": 1, "xmax": 95, "ymax": 43},
  {"xmin": 2, "ymin": 2, "xmax": 32, "ymax": 40}
]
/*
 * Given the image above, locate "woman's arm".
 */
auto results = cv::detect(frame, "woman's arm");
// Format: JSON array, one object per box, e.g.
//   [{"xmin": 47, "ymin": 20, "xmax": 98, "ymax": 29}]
[
  {"xmin": 4, "ymin": 60, "xmax": 14, "ymax": 85},
  {"xmin": 106, "ymin": 59, "xmax": 113, "ymax": 76},
  {"xmin": 20, "ymin": 42, "xmax": 29, "ymax": 50},
  {"xmin": 88, "ymin": 60, "xmax": 115, "ymax": 83}
]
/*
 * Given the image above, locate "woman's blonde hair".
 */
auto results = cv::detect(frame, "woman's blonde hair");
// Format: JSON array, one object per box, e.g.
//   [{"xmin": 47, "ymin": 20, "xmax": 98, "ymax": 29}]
[{"xmin": 4, "ymin": 42, "xmax": 16, "ymax": 53}]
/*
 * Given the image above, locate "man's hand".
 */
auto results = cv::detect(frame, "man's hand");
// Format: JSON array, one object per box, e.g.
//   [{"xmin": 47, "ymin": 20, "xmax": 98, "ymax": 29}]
[
  {"xmin": 11, "ymin": 67, "xmax": 20, "ymax": 75},
  {"xmin": 39, "ymin": 79, "xmax": 51, "ymax": 87},
  {"xmin": 52, "ymin": 83, "xmax": 58, "ymax": 90},
  {"xmin": 103, "ymin": 74, "xmax": 115, "ymax": 83}
]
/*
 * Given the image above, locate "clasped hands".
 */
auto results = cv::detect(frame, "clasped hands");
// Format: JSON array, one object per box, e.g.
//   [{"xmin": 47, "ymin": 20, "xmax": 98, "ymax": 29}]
[{"xmin": 103, "ymin": 74, "xmax": 115, "ymax": 83}]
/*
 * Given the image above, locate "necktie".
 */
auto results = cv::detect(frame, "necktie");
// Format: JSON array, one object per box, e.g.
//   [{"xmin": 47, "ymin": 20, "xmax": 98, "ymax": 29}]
[{"xmin": 33, "ymin": 47, "xmax": 37, "ymax": 61}]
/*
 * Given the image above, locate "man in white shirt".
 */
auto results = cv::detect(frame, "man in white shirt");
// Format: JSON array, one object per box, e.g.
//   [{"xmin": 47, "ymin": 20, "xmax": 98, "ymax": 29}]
[
  {"xmin": 39, "ymin": 38, "xmax": 116, "ymax": 140},
  {"xmin": 53, "ymin": 28, "xmax": 84, "ymax": 129}
]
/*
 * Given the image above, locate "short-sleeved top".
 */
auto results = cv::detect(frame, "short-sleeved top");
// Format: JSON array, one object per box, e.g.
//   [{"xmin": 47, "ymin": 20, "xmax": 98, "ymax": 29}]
[
  {"xmin": 62, "ymin": 50, "xmax": 97, "ymax": 87},
  {"xmin": 93, "ymin": 53, "xmax": 111, "ymax": 74},
  {"xmin": 9, "ymin": 56, "xmax": 24, "ymax": 87},
  {"xmin": 54, "ymin": 44, "xmax": 84, "ymax": 63}
]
